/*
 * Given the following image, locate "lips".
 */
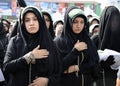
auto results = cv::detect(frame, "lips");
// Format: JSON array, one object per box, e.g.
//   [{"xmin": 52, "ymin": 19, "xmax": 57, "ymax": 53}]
[{"xmin": 29, "ymin": 27, "xmax": 36, "ymax": 29}]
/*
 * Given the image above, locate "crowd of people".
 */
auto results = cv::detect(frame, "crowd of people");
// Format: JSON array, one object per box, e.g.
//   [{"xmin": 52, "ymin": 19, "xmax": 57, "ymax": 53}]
[{"xmin": 1, "ymin": 0, "xmax": 120, "ymax": 86}]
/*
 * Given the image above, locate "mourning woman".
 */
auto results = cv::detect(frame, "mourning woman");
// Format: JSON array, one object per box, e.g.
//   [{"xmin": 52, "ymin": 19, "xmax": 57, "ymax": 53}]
[
  {"xmin": 54, "ymin": 6, "xmax": 99, "ymax": 86},
  {"xmin": 42, "ymin": 11, "xmax": 55, "ymax": 39},
  {"xmin": 3, "ymin": 6, "xmax": 61, "ymax": 86},
  {"xmin": 97, "ymin": 6, "xmax": 120, "ymax": 86}
]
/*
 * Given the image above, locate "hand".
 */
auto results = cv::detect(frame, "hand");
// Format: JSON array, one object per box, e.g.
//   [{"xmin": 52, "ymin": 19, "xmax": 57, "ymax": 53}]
[
  {"xmin": 74, "ymin": 40, "xmax": 87, "ymax": 51},
  {"xmin": 100, "ymin": 55, "xmax": 115, "ymax": 69},
  {"xmin": 28, "ymin": 77, "xmax": 49, "ymax": 86},
  {"xmin": 32, "ymin": 45, "xmax": 49, "ymax": 59},
  {"xmin": 64, "ymin": 65, "xmax": 79, "ymax": 73}
]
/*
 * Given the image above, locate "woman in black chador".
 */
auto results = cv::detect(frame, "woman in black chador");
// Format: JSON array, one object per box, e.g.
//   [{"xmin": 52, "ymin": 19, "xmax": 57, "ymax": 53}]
[
  {"xmin": 42, "ymin": 11, "xmax": 55, "ymax": 39},
  {"xmin": 97, "ymin": 6, "xmax": 120, "ymax": 86},
  {"xmin": 3, "ymin": 6, "xmax": 61, "ymax": 86},
  {"xmin": 54, "ymin": 6, "xmax": 100, "ymax": 86},
  {"xmin": 0, "ymin": 21, "xmax": 8, "ymax": 86}
]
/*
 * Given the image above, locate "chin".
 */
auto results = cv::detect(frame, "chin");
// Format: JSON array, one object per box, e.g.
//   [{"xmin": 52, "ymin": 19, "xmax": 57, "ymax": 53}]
[
  {"xmin": 29, "ymin": 31, "xmax": 36, "ymax": 34},
  {"xmin": 74, "ymin": 31, "xmax": 81, "ymax": 34}
]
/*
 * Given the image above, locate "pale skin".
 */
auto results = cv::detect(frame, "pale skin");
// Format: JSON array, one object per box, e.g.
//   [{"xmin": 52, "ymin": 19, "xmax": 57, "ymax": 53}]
[
  {"xmin": 24, "ymin": 12, "xmax": 49, "ymax": 86},
  {"xmin": 55, "ymin": 24, "xmax": 63, "ymax": 37},
  {"xmin": 116, "ymin": 78, "xmax": 120, "ymax": 86},
  {"xmin": 2, "ymin": 20, "xmax": 9, "ymax": 32},
  {"xmin": 43, "ymin": 15, "xmax": 50, "ymax": 29}
]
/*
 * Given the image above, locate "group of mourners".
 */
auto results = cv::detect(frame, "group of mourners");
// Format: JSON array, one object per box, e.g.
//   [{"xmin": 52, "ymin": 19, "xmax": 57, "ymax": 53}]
[{"xmin": 1, "ymin": 0, "xmax": 120, "ymax": 86}]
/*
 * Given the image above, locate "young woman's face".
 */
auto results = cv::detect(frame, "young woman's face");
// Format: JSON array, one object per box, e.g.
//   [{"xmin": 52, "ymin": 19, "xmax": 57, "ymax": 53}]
[
  {"xmin": 43, "ymin": 15, "xmax": 50, "ymax": 29},
  {"xmin": 24, "ymin": 12, "xmax": 39, "ymax": 34},
  {"xmin": 55, "ymin": 23, "xmax": 63, "ymax": 37},
  {"xmin": 72, "ymin": 17, "xmax": 85, "ymax": 34},
  {"xmin": 91, "ymin": 19, "xmax": 99, "ymax": 25}
]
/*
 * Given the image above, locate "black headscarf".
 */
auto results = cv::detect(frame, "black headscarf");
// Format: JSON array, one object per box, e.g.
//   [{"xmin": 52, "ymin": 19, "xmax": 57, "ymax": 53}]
[
  {"xmin": 1, "ymin": 19, "xmax": 11, "ymax": 31},
  {"xmin": 20, "ymin": 7, "xmax": 53, "ymax": 50},
  {"xmin": 98, "ymin": 6, "xmax": 120, "ymax": 52},
  {"xmin": 53, "ymin": 20, "xmax": 64, "ymax": 30},
  {"xmin": 17, "ymin": 0, "xmax": 27, "ymax": 7},
  {"xmin": 19, "ymin": 6, "xmax": 61, "ymax": 84},
  {"xmin": 0, "ymin": 22, "xmax": 6, "ymax": 38},
  {"xmin": 55, "ymin": 6, "xmax": 99, "ymax": 69},
  {"xmin": 19, "ymin": 6, "xmax": 60, "ymax": 62},
  {"xmin": 42, "ymin": 11, "xmax": 55, "ymax": 39}
]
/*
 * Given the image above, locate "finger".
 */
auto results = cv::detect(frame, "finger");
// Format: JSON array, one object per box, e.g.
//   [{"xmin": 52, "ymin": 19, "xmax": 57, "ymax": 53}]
[
  {"xmin": 30, "ymin": 83, "xmax": 37, "ymax": 86},
  {"xmin": 33, "ymin": 77, "xmax": 41, "ymax": 82},
  {"xmin": 42, "ymin": 55, "xmax": 49, "ymax": 58},
  {"xmin": 39, "ymin": 50, "xmax": 49, "ymax": 55},
  {"xmin": 35, "ymin": 45, "xmax": 40, "ymax": 50},
  {"xmin": 29, "ymin": 83, "xmax": 35, "ymax": 86},
  {"xmin": 77, "ymin": 40, "xmax": 79, "ymax": 43}
]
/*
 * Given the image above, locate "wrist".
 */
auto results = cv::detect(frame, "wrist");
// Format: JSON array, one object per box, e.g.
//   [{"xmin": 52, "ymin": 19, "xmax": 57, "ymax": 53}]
[{"xmin": 24, "ymin": 52, "xmax": 35, "ymax": 64}]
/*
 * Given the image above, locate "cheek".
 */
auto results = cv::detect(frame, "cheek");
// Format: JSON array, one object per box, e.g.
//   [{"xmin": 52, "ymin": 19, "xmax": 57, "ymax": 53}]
[{"xmin": 47, "ymin": 22, "xmax": 50, "ymax": 28}]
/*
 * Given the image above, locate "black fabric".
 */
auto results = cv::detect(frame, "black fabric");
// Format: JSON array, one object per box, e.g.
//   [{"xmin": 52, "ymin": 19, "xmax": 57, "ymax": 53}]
[
  {"xmin": 98, "ymin": 6, "xmax": 120, "ymax": 52},
  {"xmin": 97, "ymin": 6, "xmax": 120, "ymax": 86},
  {"xmin": 100, "ymin": 55, "xmax": 115, "ymax": 69},
  {"xmin": 17, "ymin": 0, "xmax": 27, "ymax": 7},
  {"xmin": 1, "ymin": 19, "xmax": 11, "ymax": 32},
  {"xmin": 59, "ymin": 72, "xmax": 93, "ymax": 86},
  {"xmin": 91, "ymin": 33, "xmax": 99, "ymax": 49},
  {"xmin": 53, "ymin": 20, "xmax": 63, "ymax": 30},
  {"xmin": 42, "ymin": 11, "xmax": 55, "ymax": 39},
  {"xmin": 54, "ymin": 6, "xmax": 100, "ymax": 86},
  {"xmin": 9, "ymin": 21, "xmax": 19, "ymax": 39},
  {"xmin": 0, "ymin": 22, "xmax": 6, "ymax": 37},
  {"xmin": 3, "ymin": 6, "xmax": 61, "ymax": 86},
  {"xmin": 0, "ymin": 22, "xmax": 8, "ymax": 67}
]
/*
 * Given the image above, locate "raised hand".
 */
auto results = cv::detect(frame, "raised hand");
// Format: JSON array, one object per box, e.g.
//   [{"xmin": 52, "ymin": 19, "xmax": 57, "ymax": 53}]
[
  {"xmin": 74, "ymin": 40, "xmax": 87, "ymax": 51},
  {"xmin": 32, "ymin": 45, "xmax": 49, "ymax": 59}
]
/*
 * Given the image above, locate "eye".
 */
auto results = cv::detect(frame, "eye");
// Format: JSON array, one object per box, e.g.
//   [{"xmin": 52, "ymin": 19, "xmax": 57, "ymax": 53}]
[
  {"xmin": 80, "ymin": 21, "xmax": 84, "ymax": 24},
  {"xmin": 25, "ymin": 18, "xmax": 30, "ymax": 22},
  {"xmin": 33, "ymin": 17, "xmax": 38, "ymax": 21},
  {"xmin": 45, "ymin": 19, "xmax": 50, "ymax": 22},
  {"xmin": 73, "ymin": 20, "xmax": 78, "ymax": 24}
]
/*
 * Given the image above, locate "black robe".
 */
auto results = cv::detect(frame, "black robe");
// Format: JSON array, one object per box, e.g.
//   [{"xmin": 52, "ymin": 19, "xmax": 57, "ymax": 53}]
[
  {"xmin": 54, "ymin": 6, "xmax": 100, "ymax": 86},
  {"xmin": 42, "ymin": 11, "xmax": 55, "ymax": 39},
  {"xmin": 97, "ymin": 6, "xmax": 120, "ymax": 86},
  {"xmin": 3, "ymin": 7, "xmax": 61, "ymax": 86}
]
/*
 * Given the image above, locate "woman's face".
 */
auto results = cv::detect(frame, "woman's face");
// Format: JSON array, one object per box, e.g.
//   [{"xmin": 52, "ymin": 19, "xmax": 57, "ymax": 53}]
[
  {"xmin": 24, "ymin": 12, "xmax": 39, "ymax": 34},
  {"xmin": 91, "ymin": 20, "xmax": 99, "ymax": 25},
  {"xmin": 44, "ymin": 15, "xmax": 50, "ymax": 29},
  {"xmin": 55, "ymin": 23, "xmax": 63, "ymax": 36},
  {"xmin": 72, "ymin": 17, "xmax": 85, "ymax": 34}
]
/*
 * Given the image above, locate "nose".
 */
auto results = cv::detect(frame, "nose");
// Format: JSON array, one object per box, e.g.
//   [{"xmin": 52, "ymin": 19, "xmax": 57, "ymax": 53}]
[
  {"xmin": 77, "ymin": 22, "xmax": 81, "ymax": 27},
  {"xmin": 30, "ymin": 20, "xmax": 34, "ymax": 25}
]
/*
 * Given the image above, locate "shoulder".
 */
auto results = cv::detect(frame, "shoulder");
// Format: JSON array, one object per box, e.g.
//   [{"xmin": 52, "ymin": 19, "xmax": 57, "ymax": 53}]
[
  {"xmin": 54, "ymin": 36, "xmax": 66, "ymax": 46},
  {"xmin": 91, "ymin": 34, "xmax": 98, "ymax": 40},
  {"xmin": 9, "ymin": 34, "xmax": 23, "ymax": 46}
]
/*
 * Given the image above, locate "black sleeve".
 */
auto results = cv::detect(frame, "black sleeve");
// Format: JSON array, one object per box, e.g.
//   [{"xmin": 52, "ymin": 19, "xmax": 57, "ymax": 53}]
[
  {"xmin": 3, "ymin": 38, "xmax": 28, "ymax": 74},
  {"xmin": 62, "ymin": 48, "xmax": 80, "ymax": 71},
  {"xmin": 47, "ymin": 47, "xmax": 62, "ymax": 86}
]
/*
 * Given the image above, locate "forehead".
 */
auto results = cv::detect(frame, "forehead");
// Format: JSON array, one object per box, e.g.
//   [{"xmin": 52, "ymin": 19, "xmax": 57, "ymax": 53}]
[
  {"xmin": 43, "ymin": 15, "xmax": 49, "ymax": 19},
  {"xmin": 25, "ymin": 12, "xmax": 36, "ymax": 18},
  {"xmin": 74, "ymin": 17, "xmax": 84, "ymax": 20},
  {"xmin": 3, "ymin": 21, "xmax": 8, "ymax": 23}
]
